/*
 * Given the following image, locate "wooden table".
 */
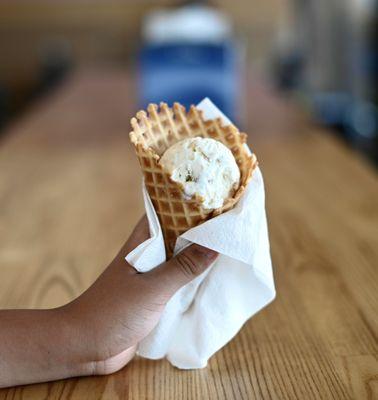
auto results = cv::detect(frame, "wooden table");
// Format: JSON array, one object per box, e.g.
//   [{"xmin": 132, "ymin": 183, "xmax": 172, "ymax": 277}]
[{"xmin": 0, "ymin": 69, "xmax": 377, "ymax": 399}]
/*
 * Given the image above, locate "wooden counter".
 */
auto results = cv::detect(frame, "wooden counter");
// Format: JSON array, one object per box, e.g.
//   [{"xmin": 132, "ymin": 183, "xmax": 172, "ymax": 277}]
[{"xmin": 0, "ymin": 69, "xmax": 377, "ymax": 399}]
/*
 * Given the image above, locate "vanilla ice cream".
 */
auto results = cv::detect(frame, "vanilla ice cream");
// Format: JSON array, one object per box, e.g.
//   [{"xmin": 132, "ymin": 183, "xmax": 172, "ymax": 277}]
[{"xmin": 159, "ymin": 137, "xmax": 240, "ymax": 210}]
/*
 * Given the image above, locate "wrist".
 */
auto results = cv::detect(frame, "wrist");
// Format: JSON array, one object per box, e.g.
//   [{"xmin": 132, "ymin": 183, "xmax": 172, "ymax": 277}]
[{"xmin": 56, "ymin": 303, "xmax": 97, "ymax": 378}]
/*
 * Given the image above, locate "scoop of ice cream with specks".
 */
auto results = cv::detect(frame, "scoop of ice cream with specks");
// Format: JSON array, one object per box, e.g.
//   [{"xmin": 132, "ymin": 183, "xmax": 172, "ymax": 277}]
[{"xmin": 159, "ymin": 137, "xmax": 240, "ymax": 210}]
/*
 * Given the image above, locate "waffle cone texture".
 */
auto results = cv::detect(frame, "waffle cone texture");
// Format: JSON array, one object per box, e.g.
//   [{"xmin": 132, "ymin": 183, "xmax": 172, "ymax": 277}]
[{"xmin": 129, "ymin": 103, "xmax": 258, "ymax": 258}]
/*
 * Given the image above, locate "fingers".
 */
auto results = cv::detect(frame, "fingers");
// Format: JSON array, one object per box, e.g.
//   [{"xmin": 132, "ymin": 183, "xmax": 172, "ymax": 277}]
[
  {"xmin": 119, "ymin": 215, "xmax": 150, "ymax": 258},
  {"xmin": 147, "ymin": 244, "xmax": 218, "ymax": 296},
  {"xmin": 93, "ymin": 345, "xmax": 137, "ymax": 375}
]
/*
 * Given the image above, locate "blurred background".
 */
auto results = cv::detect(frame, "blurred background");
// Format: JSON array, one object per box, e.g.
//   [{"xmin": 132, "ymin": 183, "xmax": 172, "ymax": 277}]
[{"xmin": 0, "ymin": 0, "xmax": 377, "ymax": 164}]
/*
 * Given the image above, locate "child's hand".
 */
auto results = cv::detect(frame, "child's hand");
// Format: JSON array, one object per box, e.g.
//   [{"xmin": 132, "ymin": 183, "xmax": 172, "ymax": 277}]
[
  {"xmin": 67, "ymin": 216, "xmax": 218, "ymax": 375},
  {"xmin": 0, "ymin": 216, "xmax": 218, "ymax": 387}
]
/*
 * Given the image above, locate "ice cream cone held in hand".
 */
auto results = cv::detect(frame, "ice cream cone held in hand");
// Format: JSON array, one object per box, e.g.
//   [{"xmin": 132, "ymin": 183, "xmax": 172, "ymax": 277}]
[{"xmin": 129, "ymin": 103, "xmax": 257, "ymax": 258}]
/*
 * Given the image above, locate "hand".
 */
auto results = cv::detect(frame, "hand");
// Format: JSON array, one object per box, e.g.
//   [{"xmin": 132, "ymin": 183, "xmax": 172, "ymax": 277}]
[
  {"xmin": 66, "ymin": 216, "xmax": 218, "ymax": 375},
  {"xmin": 0, "ymin": 216, "xmax": 218, "ymax": 387}
]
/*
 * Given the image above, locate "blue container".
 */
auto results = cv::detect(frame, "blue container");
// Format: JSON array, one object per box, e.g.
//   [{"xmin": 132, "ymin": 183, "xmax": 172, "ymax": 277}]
[{"xmin": 139, "ymin": 40, "xmax": 240, "ymax": 122}]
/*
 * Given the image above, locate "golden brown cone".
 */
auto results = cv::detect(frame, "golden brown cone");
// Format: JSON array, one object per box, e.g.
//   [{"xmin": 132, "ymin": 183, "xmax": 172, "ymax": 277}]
[{"xmin": 129, "ymin": 102, "xmax": 257, "ymax": 258}]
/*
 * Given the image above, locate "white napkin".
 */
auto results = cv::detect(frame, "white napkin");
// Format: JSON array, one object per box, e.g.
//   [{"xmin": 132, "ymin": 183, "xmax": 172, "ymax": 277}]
[{"xmin": 126, "ymin": 98, "xmax": 276, "ymax": 369}]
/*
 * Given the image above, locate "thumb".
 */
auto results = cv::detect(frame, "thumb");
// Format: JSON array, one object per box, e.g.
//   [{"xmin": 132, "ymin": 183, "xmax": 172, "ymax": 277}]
[{"xmin": 147, "ymin": 244, "xmax": 218, "ymax": 296}]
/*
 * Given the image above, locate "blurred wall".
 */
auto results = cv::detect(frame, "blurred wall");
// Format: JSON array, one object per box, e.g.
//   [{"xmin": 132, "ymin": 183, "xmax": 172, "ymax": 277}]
[{"xmin": 0, "ymin": 0, "xmax": 289, "ymax": 107}]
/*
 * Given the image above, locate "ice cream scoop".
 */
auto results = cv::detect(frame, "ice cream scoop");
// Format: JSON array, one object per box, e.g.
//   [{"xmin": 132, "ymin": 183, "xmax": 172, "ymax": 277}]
[{"xmin": 159, "ymin": 137, "xmax": 240, "ymax": 210}]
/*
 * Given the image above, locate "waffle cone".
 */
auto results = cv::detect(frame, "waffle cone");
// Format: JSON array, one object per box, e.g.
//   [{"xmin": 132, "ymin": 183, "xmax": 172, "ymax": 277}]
[{"xmin": 129, "ymin": 102, "xmax": 257, "ymax": 258}]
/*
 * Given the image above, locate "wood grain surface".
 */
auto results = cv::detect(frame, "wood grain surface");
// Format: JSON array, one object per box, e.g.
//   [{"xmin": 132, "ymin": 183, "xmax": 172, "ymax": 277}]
[{"xmin": 0, "ymin": 69, "xmax": 377, "ymax": 399}]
